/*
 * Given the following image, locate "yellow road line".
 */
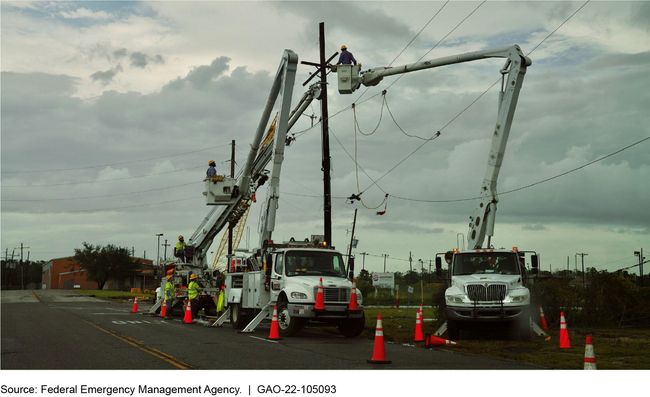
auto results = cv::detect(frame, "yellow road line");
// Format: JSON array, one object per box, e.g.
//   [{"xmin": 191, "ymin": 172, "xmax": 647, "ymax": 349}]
[{"xmin": 84, "ymin": 320, "xmax": 197, "ymax": 369}]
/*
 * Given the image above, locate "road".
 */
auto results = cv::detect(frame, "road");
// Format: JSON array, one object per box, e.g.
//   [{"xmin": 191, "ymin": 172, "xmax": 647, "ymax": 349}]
[{"xmin": 1, "ymin": 289, "xmax": 544, "ymax": 370}]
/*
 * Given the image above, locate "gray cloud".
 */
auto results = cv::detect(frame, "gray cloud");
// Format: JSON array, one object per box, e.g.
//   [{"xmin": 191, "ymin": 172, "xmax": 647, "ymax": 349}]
[
  {"xmin": 90, "ymin": 64, "xmax": 123, "ymax": 86},
  {"xmin": 130, "ymin": 52, "xmax": 148, "ymax": 68}
]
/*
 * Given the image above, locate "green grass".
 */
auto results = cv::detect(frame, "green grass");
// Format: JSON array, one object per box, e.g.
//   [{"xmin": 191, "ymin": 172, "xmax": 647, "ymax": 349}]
[{"xmin": 355, "ymin": 307, "xmax": 650, "ymax": 369}]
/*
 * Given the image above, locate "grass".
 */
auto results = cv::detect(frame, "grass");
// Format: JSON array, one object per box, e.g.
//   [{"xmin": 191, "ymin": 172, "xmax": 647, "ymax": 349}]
[
  {"xmin": 76, "ymin": 289, "xmax": 154, "ymax": 302},
  {"xmin": 355, "ymin": 307, "xmax": 650, "ymax": 369}
]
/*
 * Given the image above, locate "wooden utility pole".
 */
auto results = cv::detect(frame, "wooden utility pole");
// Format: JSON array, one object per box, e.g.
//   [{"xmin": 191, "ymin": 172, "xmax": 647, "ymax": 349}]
[
  {"xmin": 228, "ymin": 140, "xmax": 235, "ymax": 259},
  {"xmin": 301, "ymin": 23, "xmax": 338, "ymax": 247},
  {"xmin": 577, "ymin": 253, "xmax": 588, "ymax": 286}
]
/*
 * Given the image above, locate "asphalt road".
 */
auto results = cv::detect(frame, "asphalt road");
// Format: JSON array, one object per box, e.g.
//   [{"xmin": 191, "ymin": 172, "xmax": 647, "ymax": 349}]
[{"xmin": 1, "ymin": 289, "xmax": 544, "ymax": 370}]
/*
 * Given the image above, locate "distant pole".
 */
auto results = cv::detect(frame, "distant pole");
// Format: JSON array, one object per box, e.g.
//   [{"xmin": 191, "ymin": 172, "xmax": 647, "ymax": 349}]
[
  {"xmin": 163, "ymin": 240, "xmax": 169, "ymax": 260},
  {"xmin": 577, "ymin": 253, "xmax": 588, "ymax": 286},
  {"xmin": 360, "ymin": 252, "xmax": 367, "ymax": 271},
  {"xmin": 635, "ymin": 249, "xmax": 645, "ymax": 287},
  {"xmin": 228, "ymin": 139, "xmax": 235, "ymax": 259},
  {"xmin": 383, "ymin": 254, "xmax": 389, "ymax": 273},
  {"xmin": 409, "ymin": 252, "xmax": 412, "ymax": 272}
]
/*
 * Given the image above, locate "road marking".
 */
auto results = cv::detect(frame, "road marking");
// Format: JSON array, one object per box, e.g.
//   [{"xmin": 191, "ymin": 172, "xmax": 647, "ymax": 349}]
[
  {"xmin": 249, "ymin": 335, "xmax": 279, "ymax": 343},
  {"xmin": 32, "ymin": 291, "xmax": 42, "ymax": 302},
  {"xmin": 84, "ymin": 320, "xmax": 197, "ymax": 369}
]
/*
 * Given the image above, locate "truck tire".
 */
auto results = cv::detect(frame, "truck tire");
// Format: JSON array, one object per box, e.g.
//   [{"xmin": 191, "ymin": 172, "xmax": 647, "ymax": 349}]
[
  {"xmin": 337, "ymin": 311, "xmax": 366, "ymax": 338},
  {"xmin": 447, "ymin": 319, "xmax": 460, "ymax": 341},
  {"xmin": 277, "ymin": 301, "xmax": 304, "ymax": 337},
  {"xmin": 231, "ymin": 303, "xmax": 247, "ymax": 330},
  {"xmin": 517, "ymin": 310, "xmax": 531, "ymax": 341}
]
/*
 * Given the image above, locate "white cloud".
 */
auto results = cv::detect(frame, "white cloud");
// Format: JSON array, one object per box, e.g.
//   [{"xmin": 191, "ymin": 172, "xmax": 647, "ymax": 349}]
[{"xmin": 59, "ymin": 7, "xmax": 114, "ymax": 21}]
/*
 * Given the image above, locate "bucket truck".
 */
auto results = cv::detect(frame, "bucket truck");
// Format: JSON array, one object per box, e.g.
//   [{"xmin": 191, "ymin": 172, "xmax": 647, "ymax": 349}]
[
  {"xmin": 156, "ymin": 50, "xmax": 365, "ymax": 338},
  {"xmin": 335, "ymin": 45, "xmax": 545, "ymax": 340}
]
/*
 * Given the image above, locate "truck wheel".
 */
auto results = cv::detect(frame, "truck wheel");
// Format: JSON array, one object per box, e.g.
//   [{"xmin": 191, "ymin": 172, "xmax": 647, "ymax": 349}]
[
  {"xmin": 231, "ymin": 303, "xmax": 247, "ymax": 330},
  {"xmin": 277, "ymin": 301, "xmax": 304, "ymax": 337},
  {"xmin": 447, "ymin": 319, "xmax": 460, "ymax": 341},
  {"xmin": 337, "ymin": 311, "xmax": 366, "ymax": 338}
]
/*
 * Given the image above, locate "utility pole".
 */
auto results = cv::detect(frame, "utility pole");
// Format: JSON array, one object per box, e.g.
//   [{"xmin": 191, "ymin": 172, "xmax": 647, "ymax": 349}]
[
  {"xmin": 163, "ymin": 240, "xmax": 170, "ymax": 260},
  {"xmin": 228, "ymin": 139, "xmax": 235, "ymax": 259},
  {"xmin": 409, "ymin": 252, "xmax": 412, "ymax": 272},
  {"xmin": 15, "ymin": 243, "xmax": 30, "ymax": 290},
  {"xmin": 359, "ymin": 252, "xmax": 367, "ymax": 271},
  {"xmin": 301, "ymin": 23, "xmax": 338, "ymax": 247},
  {"xmin": 577, "ymin": 253, "xmax": 588, "ymax": 287},
  {"xmin": 635, "ymin": 249, "xmax": 645, "ymax": 287},
  {"xmin": 382, "ymin": 254, "xmax": 389, "ymax": 273},
  {"xmin": 155, "ymin": 234, "xmax": 163, "ymax": 283}
]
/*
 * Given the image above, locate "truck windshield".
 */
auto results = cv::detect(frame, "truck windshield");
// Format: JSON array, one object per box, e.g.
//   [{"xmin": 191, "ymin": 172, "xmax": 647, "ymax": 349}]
[
  {"xmin": 453, "ymin": 253, "xmax": 520, "ymax": 276},
  {"xmin": 285, "ymin": 251, "xmax": 346, "ymax": 277}
]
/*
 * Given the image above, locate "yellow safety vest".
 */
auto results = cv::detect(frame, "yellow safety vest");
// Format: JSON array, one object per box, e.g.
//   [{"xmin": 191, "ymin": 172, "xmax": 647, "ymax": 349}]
[
  {"xmin": 165, "ymin": 281, "xmax": 174, "ymax": 299},
  {"xmin": 188, "ymin": 280, "xmax": 199, "ymax": 300}
]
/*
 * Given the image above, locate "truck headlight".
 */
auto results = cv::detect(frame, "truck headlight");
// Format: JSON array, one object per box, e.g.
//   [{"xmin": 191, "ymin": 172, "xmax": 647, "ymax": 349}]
[
  {"xmin": 511, "ymin": 295, "xmax": 528, "ymax": 302},
  {"xmin": 291, "ymin": 292, "xmax": 308, "ymax": 299},
  {"xmin": 447, "ymin": 295, "xmax": 465, "ymax": 303}
]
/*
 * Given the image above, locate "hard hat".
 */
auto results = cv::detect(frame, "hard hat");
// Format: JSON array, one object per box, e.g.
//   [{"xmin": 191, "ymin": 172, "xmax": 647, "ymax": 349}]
[
  {"xmin": 341, "ymin": 45, "xmax": 347, "ymax": 50},
  {"xmin": 178, "ymin": 235, "xmax": 184, "ymax": 240},
  {"xmin": 208, "ymin": 160, "xmax": 215, "ymax": 165},
  {"xmin": 190, "ymin": 274, "xmax": 197, "ymax": 280},
  {"xmin": 166, "ymin": 275, "xmax": 172, "ymax": 281}
]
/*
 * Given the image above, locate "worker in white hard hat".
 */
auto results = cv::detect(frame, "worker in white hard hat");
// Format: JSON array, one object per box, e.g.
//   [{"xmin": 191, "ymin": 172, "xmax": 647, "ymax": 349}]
[
  {"xmin": 175, "ymin": 235, "xmax": 187, "ymax": 263},
  {"xmin": 337, "ymin": 45, "xmax": 357, "ymax": 65}
]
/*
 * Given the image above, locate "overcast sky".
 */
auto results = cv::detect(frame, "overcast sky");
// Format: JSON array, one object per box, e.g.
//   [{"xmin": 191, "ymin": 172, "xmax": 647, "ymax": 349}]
[{"xmin": 2, "ymin": 0, "xmax": 649, "ymax": 278}]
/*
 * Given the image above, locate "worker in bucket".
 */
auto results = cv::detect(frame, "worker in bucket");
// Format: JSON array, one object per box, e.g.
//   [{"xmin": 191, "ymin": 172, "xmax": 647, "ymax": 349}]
[
  {"xmin": 206, "ymin": 160, "xmax": 217, "ymax": 179},
  {"xmin": 164, "ymin": 275, "xmax": 174, "ymax": 319},
  {"xmin": 337, "ymin": 45, "xmax": 357, "ymax": 65},
  {"xmin": 188, "ymin": 274, "xmax": 201, "ymax": 319},
  {"xmin": 175, "ymin": 235, "xmax": 187, "ymax": 262}
]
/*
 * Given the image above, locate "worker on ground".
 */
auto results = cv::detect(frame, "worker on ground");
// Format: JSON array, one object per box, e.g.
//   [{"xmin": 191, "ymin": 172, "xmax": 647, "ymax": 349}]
[
  {"xmin": 175, "ymin": 235, "xmax": 187, "ymax": 263},
  {"xmin": 206, "ymin": 160, "xmax": 217, "ymax": 178},
  {"xmin": 164, "ymin": 275, "xmax": 174, "ymax": 319},
  {"xmin": 188, "ymin": 273, "xmax": 201, "ymax": 320},
  {"xmin": 337, "ymin": 45, "xmax": 357, "ymax": 65}
]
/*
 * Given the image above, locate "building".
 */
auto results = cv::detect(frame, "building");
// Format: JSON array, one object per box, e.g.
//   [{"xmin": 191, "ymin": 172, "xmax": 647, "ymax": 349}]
[{"xmin": 41, "ymin": 256, "xmax": 155, "ymax": 290}]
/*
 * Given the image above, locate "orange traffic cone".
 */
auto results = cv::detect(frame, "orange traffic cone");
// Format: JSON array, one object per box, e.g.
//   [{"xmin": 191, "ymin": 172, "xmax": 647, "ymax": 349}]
[
  {"xmin": 414, "ymin": 309, "xmax": 424, "ymax": 342},
  {"xmin": 425, "ymin": 334, "xmax": 457, "ymax": 347},
  {"xmin": 314, "ymin": 277, "xmax": 325, "ymax": 310},
  {"xmin": 131, "ymin": 296, "xmax": 138, "ymax": 313},
  {"xmin": 584, "ymin": 335, "xmax": 597, "ymax": 370},
  {"xmin": 539, "ymin": 305, "xmax": 548, "ymax": 330},
  {"xmin": 367, "ymin": 314, "xmax": 391, "ymax": 364},
  {"xmin": 160, "ymin": 297, "xmax": 167, "ymax": 318},
  {"xmin": 348, "ymin": 279, "xmax": 359, "ymax": 311},
  {"xmin": 269, "ymin": 305, "xmax": 282, "ymax": 340},
  {"xmin": 183, "ymin": 299, "xmax": 193, "ymax": 324},
  {"xmin": 559, "ymin": 312, "xmax": 571, "ymax": 348}
]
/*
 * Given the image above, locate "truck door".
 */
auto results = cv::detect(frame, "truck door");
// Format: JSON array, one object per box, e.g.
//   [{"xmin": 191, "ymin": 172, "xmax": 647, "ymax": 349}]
[{"xmin": 270, "ymin": 252, "xmax": 285, "ymax": 303}]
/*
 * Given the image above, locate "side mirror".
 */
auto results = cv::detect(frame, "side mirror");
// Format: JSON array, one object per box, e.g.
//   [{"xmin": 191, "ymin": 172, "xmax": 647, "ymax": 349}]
[
  {"xmin": 435, "ymin": 257, "xmax": 442, "ymax": 277},
  {"xmin": 531, "ymin": 255, "xmax": 539, "ymax": 269},
  {"xmin": 265, "ymin": 253, "xmax": 273, "ymax": 275},
  {"xmin": 348, "ymin": 256, "xmax": 355, "ymax": 280}
]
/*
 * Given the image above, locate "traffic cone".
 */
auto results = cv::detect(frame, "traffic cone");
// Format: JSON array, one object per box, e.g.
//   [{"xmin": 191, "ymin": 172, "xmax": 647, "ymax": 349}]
[
  {"xmin": 131, "ymin": 296, "xmax": 138, "ymax": 313},
  {"xmin": 559, "ymin": 312, "xmax": 571, "ymax": 348},
  {"xmin": 425, "ymin": 334, "xmax": 457, "ymax": 347},
  {"xmin": 584, "ymin": 335, "xmax": 597, "ymax": 370},
  {"xmin": 183, "ymin": 299, "xmax": 193, "ymax": 324},
  {"xmin": 314, "ymin": 277, "xmax": 325, "ymax": 310},
  {"xmin": 539, "ymin": 305, "xmax": 548, "ymax": 330},
  {"xmin": 160, "ymin": 297, "xmax": 167, "ymax": 318},
  {"xmin": 414, "ymin": 309, "xmax": 424, "ymax": 342},
  {"xmin": 348, "ymin": 279, "xmax": 359, "ymax": 311},
  {"xmin": 269, "ymin": 305, "xmax": 282, "ymax": 340},
  {"xmin": 367, "ymin": 314, "xmax": 391, "ymax": 364}
]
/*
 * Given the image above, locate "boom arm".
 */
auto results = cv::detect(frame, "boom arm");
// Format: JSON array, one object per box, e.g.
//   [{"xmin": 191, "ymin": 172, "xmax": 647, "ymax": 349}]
[{"xmin": 336, "ymin": 45, "xmax": 532, "ymax": 249}]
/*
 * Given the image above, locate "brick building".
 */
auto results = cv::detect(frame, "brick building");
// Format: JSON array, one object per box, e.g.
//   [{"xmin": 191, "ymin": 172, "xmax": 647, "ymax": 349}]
[{"xmin": 41, "ymin": 256, "xmax": 154, "ymax": 290}]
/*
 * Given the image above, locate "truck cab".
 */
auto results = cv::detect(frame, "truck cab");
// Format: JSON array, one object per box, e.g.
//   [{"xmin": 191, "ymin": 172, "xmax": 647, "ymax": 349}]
[{"xmin": 437, "ymin": 248, "xmax": 538, "ymax": 340}]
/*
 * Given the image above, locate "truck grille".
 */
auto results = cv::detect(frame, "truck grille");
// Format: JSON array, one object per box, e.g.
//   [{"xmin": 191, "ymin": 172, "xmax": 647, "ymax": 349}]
[
  {"xmin": 466, "ymin": 284, "xmax": 507, "ymax": 302},
  {"xmin": 314, "ymin": 287, "xmax": 350, "ymax": 303}
]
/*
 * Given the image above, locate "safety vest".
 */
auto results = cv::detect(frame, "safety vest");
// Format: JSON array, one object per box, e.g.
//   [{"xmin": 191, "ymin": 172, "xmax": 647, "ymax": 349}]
[
  {"xmin": 175, "ymin": 242, "xmax": 186, "ymax": 254},
  {"xmin": 165, "ymin": 281, "xmax": 174, "ymax": 299},
  {"xmin": 188, "ymin": 280, "xmax": 200, "ymax": 300}
]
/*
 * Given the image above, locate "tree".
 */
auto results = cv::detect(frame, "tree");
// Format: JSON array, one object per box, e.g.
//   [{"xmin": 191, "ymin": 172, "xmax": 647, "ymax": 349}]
[{"xmin": 72, "ymin": 242, "xmax": 138, "ymax": 290}]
